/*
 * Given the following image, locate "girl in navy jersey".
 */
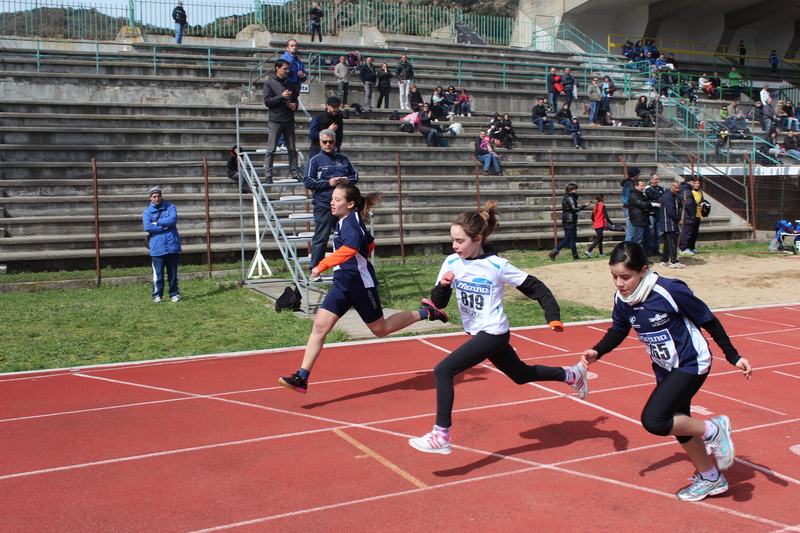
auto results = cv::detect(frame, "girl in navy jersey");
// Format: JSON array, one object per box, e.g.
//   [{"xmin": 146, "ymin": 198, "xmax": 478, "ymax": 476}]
[
  {"xmin": 581, "ymin": 241, "xmax": 752, "ymax": 502},
  {"xmin": 278, "ymin": 184, "xmax": 448, "ymax": 394},
  {"xmin": 409, "ymin": 201, "xmax": 588, "ymax": 455}
]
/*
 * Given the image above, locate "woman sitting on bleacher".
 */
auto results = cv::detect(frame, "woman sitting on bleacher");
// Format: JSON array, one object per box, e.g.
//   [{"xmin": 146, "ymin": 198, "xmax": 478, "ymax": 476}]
[
  {"xmin": 457, "ymin": 89, "xmax": 472, "ymax": 117},
  {"xmin": 497, "ymin": 113, "xmax": 518, "ymax": 149},
  {"xmin": 635, "ymin": 96, "xmax": 653, "ymax": 127},
  {"xmin": 556, "ymin": 103, "xmax": 573, "ymax": 129},
  {"xmin": 408, "ymin": 84, "xmax": 424, "ymax": 112},
  {"xmin": 444, "ymin": 86, "xmax": 459, "ymax": 118},
  {"xmin": 430, "ymin": 86, "xmax": 449, "ymax": 121},
  {"xmin": 418, "ymin": 103, "xmax": 443, "ymax": 147}
]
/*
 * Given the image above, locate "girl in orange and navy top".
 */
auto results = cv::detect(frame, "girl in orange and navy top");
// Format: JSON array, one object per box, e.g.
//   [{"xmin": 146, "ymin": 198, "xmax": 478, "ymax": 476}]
[
  {"xmin": 278, "ymin": 184, "xmax": 448, "ymax": 394},
  {"xmin": 585, "ymin": 194, "xmax": 612, "ymax": 258}
]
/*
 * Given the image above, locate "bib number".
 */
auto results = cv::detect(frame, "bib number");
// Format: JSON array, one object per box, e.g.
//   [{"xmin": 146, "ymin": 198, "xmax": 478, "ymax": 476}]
[
  {"xmin": 639, "ymin": 329, "xmax": 679, "ymax": 371},
  {"xmin": 457, "ymin": 288, "xmax": 489, "ymax": 323}
]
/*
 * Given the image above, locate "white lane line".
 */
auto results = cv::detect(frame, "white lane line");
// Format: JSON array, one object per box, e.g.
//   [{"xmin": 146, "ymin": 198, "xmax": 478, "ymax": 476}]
[
  {"xmin": 510, "ymin": 332, "xmax": 570, "ymax": 352},
  {"xmin": 722, "ymin": 313, "xmax": 796, "ymax": 328}
]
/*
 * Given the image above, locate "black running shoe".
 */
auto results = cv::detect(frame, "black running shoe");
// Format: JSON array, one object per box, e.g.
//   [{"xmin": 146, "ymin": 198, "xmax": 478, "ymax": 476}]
[
  {"xmin": 278, "ymin": 372, "xmax": 308, "ymax": 394},
  {"xmin": 421, "ymin": 299, "xmax": 449, "ymax": 323}
]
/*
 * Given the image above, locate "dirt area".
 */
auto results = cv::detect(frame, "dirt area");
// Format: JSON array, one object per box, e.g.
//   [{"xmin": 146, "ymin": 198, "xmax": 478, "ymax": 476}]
[{"xmin": 531, "ymin": 252, "xmax": 800, "ymax": 313}]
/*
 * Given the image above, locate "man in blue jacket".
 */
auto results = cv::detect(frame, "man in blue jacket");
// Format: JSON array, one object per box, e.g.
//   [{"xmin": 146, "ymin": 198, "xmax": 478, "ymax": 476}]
[
  {"xmin": 304, "ymin": 129, "xmax": 359, "ymax": 280},
  {"xmin": 280, "ymin": 39, "xmax": 307, "ymax": 85},
  {"xmin": 142, "ymin": 187, "xmax": 182, "ymax": 302}
]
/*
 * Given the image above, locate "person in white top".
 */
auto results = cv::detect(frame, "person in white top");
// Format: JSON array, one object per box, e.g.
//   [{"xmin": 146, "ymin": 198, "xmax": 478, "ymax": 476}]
[
  {"xmin": 408, "ymin": 201, "xmax": 588, "ymax": 455},
  {"xmin": 761, "ymin": 84, "xmax": 771, "ymax": 105}
]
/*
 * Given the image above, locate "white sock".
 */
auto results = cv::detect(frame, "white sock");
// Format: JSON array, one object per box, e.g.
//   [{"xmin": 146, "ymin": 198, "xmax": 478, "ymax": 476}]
[
  {"xmin": 434, "ymin": 425, "xmax": 450, "ymax": 436},
  {"xmin": 702, "ymin": 419, "xmax": 718, "ymax": 441},
  {"xmin": 700, "ymin": 466, "xmax": 720, "ymax": 481}
]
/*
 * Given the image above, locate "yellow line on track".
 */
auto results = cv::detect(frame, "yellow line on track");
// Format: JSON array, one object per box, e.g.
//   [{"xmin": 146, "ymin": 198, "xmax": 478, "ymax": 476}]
[{"xmin": 332, "ymin": 429, "xmax": 427, "ymax": 488}]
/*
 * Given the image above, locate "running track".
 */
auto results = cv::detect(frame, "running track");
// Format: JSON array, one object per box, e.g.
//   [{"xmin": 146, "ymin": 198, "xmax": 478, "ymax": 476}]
[{"xmin": 1, "ymin": 303, "xmax": 799, "ymax": 532}]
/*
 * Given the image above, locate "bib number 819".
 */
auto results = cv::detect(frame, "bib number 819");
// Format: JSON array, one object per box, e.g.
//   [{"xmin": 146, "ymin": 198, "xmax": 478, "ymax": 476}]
[{"xmin": 461, "ymin": 292, "xmax": 484, "ymax": 310}]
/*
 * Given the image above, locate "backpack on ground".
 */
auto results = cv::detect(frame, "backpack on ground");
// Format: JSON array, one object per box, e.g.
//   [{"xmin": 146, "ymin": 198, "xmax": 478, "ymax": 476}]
[
  {"xmin": 389, "ymin": 110, "xmax": 400, "ymax": 120},
  {"xmin": 275, "ymin": 286, "xmax": 302, "ymax": 312},
  {"xmin": 399, "ymin": 122, "xmax": 415, "ymax": 133}
]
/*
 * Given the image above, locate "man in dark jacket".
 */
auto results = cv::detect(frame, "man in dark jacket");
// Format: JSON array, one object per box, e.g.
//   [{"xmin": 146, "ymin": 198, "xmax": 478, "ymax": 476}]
[
  {"xmin": 628, "ymin": 178, "xmax": 651, "ymax": 252},
  {"xmin": 549, "ymin": 183, "xmax": 591, "ymax": 261},
  {"xmin": 562, "ymin": 67, "xmax": 577, "ymax": 108},
  {"xmin": 532, "ymin": 97, "xmax": 555, "ymax": 134},
  {"xmin": 309, "ymin": 96, "xmax": 344, "ymax": 156},
  {"xmin": 263, "ymin": 59, "xmax": 300, "ymax": 184},
  {"xmin": 644, "ymin": 173, "xmax": 664, "ymax": 256},
  {"xmin": 678, "ymin": 177, "xmax": 699, "ymax": 255},
  {"xmin": 396, "ymin": 54, "xmax": 414, "ymax": 110},
  {"xmin": 659, "ymin": 180, "xmax": 683, "ymax": 268},
  {"xmin": 172, "ymin": 1, "xmax": 187, "ymax": 44},
  {"xmin": 621, "ymin": 166, "xmax": 639, "ymax": 241},
  {"xmin": 309, "ymin": 2, "xmax": 323, "ymax": 42},
  {"xmin": 359, "ymin": 56, "xmax": 377, "ymax": 111}
]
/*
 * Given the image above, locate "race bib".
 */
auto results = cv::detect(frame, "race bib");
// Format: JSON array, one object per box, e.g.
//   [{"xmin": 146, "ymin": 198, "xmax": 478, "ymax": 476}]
[
  {"xmin": 638, "ymin": 329, "xmax": 678, "ymax": 371},
  {"xmin": 454, "ymin": 278, "xmax": 492, "ymax": 325}
]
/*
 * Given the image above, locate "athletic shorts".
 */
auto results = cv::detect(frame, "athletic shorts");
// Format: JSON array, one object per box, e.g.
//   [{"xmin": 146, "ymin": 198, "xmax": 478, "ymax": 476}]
[{"xmin": 320, "ymin": 284, "xmax": 383, "ymax": 324}]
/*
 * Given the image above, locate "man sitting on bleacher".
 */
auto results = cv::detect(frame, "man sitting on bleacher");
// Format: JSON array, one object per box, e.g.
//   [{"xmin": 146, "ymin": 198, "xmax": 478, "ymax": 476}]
[{"xmin": 304, "ymin": 129, "xmax": 359, "ymax": 281}]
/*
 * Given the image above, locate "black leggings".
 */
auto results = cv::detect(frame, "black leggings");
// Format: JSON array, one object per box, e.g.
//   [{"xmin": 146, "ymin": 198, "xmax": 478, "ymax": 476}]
[
  {"xmin": 587, "ymin": 228, "xmax": 604, "ymax": 254},
  {"xmin": 433, "ymin": 330, "xmax": 566, "ymax": 428},
  {"xmin": 641, "ymin": 368, "xmax": 708, "ymax": 444},
  {"xmin": 376, "ymin": 86, "xmax": 390, "ymax": 108}
]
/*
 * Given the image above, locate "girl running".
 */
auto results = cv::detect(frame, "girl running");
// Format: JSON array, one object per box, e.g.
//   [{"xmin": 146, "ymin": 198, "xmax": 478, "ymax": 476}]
[
  {"xmin": 585, "ymin": 194, "xmax": 611, "ymax": 258},
  {"xmin": 279, "ymin": 184, "xmax": 448, "ymax": 394},
  {"xmin": 409, "ymin": 201, "xmax": 588, "ymax": 455},
  {"xmin": 580, "ymin": 241, "xmax": 752, "ymax": 502}
]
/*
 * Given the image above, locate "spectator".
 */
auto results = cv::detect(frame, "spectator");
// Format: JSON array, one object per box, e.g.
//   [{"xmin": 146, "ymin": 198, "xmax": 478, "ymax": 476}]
[
  {"xmin": 418, "ymin": 103, "xmax": 443, "ymax": 147},
  {"xmin": 776, "ymin": 100, "xmax": 799, "ymax": 131},
  {"xmin": 281, "ymin": 39, "xmax": 307, "ymax": 85},
  {"xmin": 678, "ymin": 177, "xmax": 701, "ymax": 255},
  {"xmin": 783, "ymin": 131, "xmax": 800, "ymax": 159},
  {"xmin": 562, "ymin": 67, "xmax": 577, "ymax": 108},
  {"xmin": 585, "ymin": 193, "xmax": 610, "ymax": 257},
  {"xmin": 430, "ymin": 86, "xmax": 449, "ymax": 121},
  {"xmin": 309, "ymin": 2, "xmax": 323, "ymax": 42},
  {"xmin": 457, "ymin": 88, "xmax": 472, "ymax": 117},
  {"xmin": 648, "ymin": 95, "xmax": 670, "ymax": 128},
  {"xmin": 765, "ymin": 130, "xmax": 784, "ymax": 160},
  {"xmin": 359, "ymin": 56, "xmax": 377, "ymax": 111},
  {"xmin": 635, "ymin": 96, "xmax": 653, "ymax": 127},
  {"xmin": 262, "ymin": 59, "xmax": 300, "ymax": 184},
  {"xmin": 628, "ymin": 178, "xmax": 652, "ymax": 252},
  {"xmin": 172, "ymin": 1, "xmax": 187, "ymax": 44},
  {"xmin": 396, "ymin": 54, "xmax": 414, "ymax": 110},
  {"xmin": 644, "ymin": 173, "xmax": 664, "ymax": 256},
  {"xmin": 728, "ymin": 67, "xmax": 741, "ymax": 100},
  {"xmin": 726, "ymin": 99, "xmax": 747, "ymax": 132},
  {"xmin": 565, "ymin": 117, "xmax": 583, "ymax": 149},
  {"xmin": 143, "ymin": 186, "xmax": 181, "ymax": 303},
  {"xmin": 601, "ymin": 76, "xmax": 615, "ymax": 116},
  {"xmin": 498, "ymin": 113, "xmax": 518, "ymax": 149},
  {"xmin": 546, "ymin": 67, "xmax": 561, "ymax": 112},
  {"xmin": 376, "ymin": 63, "xmax": 393, "ymax": 109},
  {"xmin": 408, "ymin": 84, "xmax": 424, "ymax": 112},
  {"xmin": 334, "ymin": 55, "xmax": 351, "ymax": 105},
  {"xmin": 633, "ymin": 40, "xmax": 644, "ymax": 61},
  {"xmin": 556, "ymin": 103, "xmax": 573, "ymax": 129},
  {"xmin": 698, "ymin": 73, "xmax": 713, "ymax": 97},
  {"xmin": 621, "ymin": 41, "xmax": 635, "ymax": 61},
  {"xmin": 760, "ymin": 84, "xmax": 771, "ymax": 105},
  {"xmin": 738, "ymin": 40, "xmax": 746, "ymax": 66},
  {"xmin": 227, "ymin": 145, "xmax": 249, "ymax": 193},
  {"xmin": 549, "ymin": 183, "xmax": 592, "ymax": 261},
  {"xmin": 304, "ymin": 129, "xmax": 359, "ymax": 277},
  {"xmin": 475, "ymin": 130, "xmax": 501, "ymax": 175},
  {"xmin": 348, "ymin": 51, "xmax": 362, "ymax": 70},
  {"xmin": 666, "ymin": 53, "xmax": 678, "ymax": 70},
  {"xmin": 763, "ymin": 97, "xmax": 777, "ymax": 134},
  {"xmin": 309, "ymin": 96, "xmax": 343, "ymax": 156},
  {"xmin": 487, "ymin": 112, "xmax": 503, "ymax": 140},
  {"xmin": 621, "ymin": 167, "xmax": 638, "ymax": 241},
  {"xmin": 659, "ymin": 180, "xmax": 684, "ymax": 268},
  {"xmin": 769, "ymin": 50, "xmax": 779, "ymax": 73},
  {"xmin": 782, "ymin": 100, "xmax": 799, "ymax": 131},
  {"xmin": 587, "ymin": 76, "xmax": 602, "ymax": 125},
  {"xmin": 531, "ymin": 97, "xmax": 555, "ymax": 134},
  {"xmin": 444, "ymin": 86, "xmax": 459, "ymax": 118},
  {"xmin": 709, "ymin": 71, "xmax": 721, "ymax": 100}
]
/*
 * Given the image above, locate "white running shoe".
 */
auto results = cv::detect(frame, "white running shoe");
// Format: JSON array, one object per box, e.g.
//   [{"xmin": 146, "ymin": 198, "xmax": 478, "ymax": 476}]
[
  {"xmin": 584, "ymin": 250, "xmax": 592, "ymax": 258},
  {"xmin": 705, "ymin": 415, "xmax": 735, "ymax": 471},
  {"xmin": 679, "ymin": 249, "xmax": 695, "ymax": 255},
  {"xmin": 568, "ymin": 363, "xmax": 589, "ymax": 399},
  {"xmin": 669, "ymin": 262, "xmax": 685, "ymax": 269},
  {"xmin": 660, "ymin": 261, "xmax": 670, "ymax": 267},
  {"xmin": 153, "ymin": 295, "xmax": 162, "ymax": 303},
  {"xmin": 409, "ymin": 428, "xmax": 451, "ymax": 454},
  {"xmin": 170, "ymin": 295, "xmax": 181, "ymax": 302},
  {"xmin": 676, "ymin": 473, "xmax": 729, "ymax": 502}
]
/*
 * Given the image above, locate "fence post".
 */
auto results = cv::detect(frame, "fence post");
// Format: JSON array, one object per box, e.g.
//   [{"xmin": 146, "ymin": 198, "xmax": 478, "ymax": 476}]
[
  {"xmin": 550, "ymin": 154, "xmax": 557, "ymax": 247},
  {"xmin": 203, "ymin": 156, "xmax": 212, "ymax": 275},
  {"xmin": 395, "ymin": 153, "xmax": 405, "ymax": 263},
  {"xmin": 128, "ymin": 0, "xmax": 135, "ymax": 28},
  {"xmin": 92, "ymin": 158, "xmax": 101, "ymax": 286}
]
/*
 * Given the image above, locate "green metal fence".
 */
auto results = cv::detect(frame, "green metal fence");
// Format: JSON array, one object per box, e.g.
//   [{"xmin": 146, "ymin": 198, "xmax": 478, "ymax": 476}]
[{"xmin": 0, "ymin": 1, "xmax": 129, "ymax": 40}]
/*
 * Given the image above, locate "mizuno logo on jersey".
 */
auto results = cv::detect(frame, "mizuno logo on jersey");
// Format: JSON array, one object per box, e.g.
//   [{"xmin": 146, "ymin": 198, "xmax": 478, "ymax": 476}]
[
  {"xmin": 638, "ymin": 331, "xmax": 670, "ymax": 344},
  {"xmin": 455, "ymin": 280, "xmax": 491, "ymax": 294}
]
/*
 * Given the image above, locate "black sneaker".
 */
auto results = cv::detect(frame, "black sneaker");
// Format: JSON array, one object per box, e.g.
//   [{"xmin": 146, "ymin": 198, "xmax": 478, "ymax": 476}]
[
  {"xmin": 548, "ymin": 250, "xmax": 557, "ymax": 261},
  {"xmin": 421, "ymin": 299, "xmax": 449, "ymax": 323},
  {"xmin": 278, "ymin": 372, "xmax": 308, "ymax": 394}
]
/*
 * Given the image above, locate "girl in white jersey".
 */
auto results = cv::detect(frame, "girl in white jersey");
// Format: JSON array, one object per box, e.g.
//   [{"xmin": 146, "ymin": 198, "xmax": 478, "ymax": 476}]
[
  {"xmin": 278, "ymin": 184, "xmax": 449, "ymax": 394},
  {"xmin": 409, "ymin": 201, "xmax": 589, "ymax": 455},
  {"xmin": 581, "ymin": 241, "xmax": 752, "ymax": 502}
]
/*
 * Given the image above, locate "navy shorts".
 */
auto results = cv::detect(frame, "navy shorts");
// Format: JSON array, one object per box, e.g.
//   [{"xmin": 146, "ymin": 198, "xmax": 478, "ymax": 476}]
[{"xmin": 320, "ymin": 284, "xmax": 383, "ymax": 324}]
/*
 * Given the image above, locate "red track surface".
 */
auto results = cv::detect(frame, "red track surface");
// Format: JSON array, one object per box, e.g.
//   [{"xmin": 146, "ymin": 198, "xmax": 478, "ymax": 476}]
[{"xmin": 2, "ymin": 304, "xmax": 799, "ymax": 532}]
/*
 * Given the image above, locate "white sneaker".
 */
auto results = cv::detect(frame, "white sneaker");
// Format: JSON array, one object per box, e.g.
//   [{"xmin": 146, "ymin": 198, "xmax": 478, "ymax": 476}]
[
  {"xmin": 679, "ymin": 249, "xmax": 694, "ymax": 255},
  {"xmin": 170, "ymin": 295, "xmax": 181, "ymax": 302},
  {"xmin": 568, "ymin": 363, "xmax": 589, "ymax": 399},
  {"xmin": 153, "ymin": 295, "xmax": 162, "ymax": 303},
  {"xmin": 409, "ymin": 428, "xmax": 451, "ymax": 454},
  {"xmin": 660, "ymin": 261, "xmax": 670, "ymax": 267},
  {"xmin": 669, "ymin": 262, "xmax": 685, "ymax": 269},
  {"xmin": 584, "ymin": 250, "xmax": 592, "ymax": 258}
]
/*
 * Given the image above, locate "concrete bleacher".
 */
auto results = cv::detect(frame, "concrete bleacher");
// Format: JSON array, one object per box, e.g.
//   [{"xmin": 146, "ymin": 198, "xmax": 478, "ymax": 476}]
[{"xmin": 0, "ymin": 36, "xmax": 752, "ymax": 268}]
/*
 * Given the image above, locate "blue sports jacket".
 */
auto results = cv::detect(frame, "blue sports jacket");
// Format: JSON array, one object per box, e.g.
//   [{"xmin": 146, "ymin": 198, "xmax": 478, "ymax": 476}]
[{"xmin": 142, "ymin": 200, "xmax": 182, "ymax": 257}]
